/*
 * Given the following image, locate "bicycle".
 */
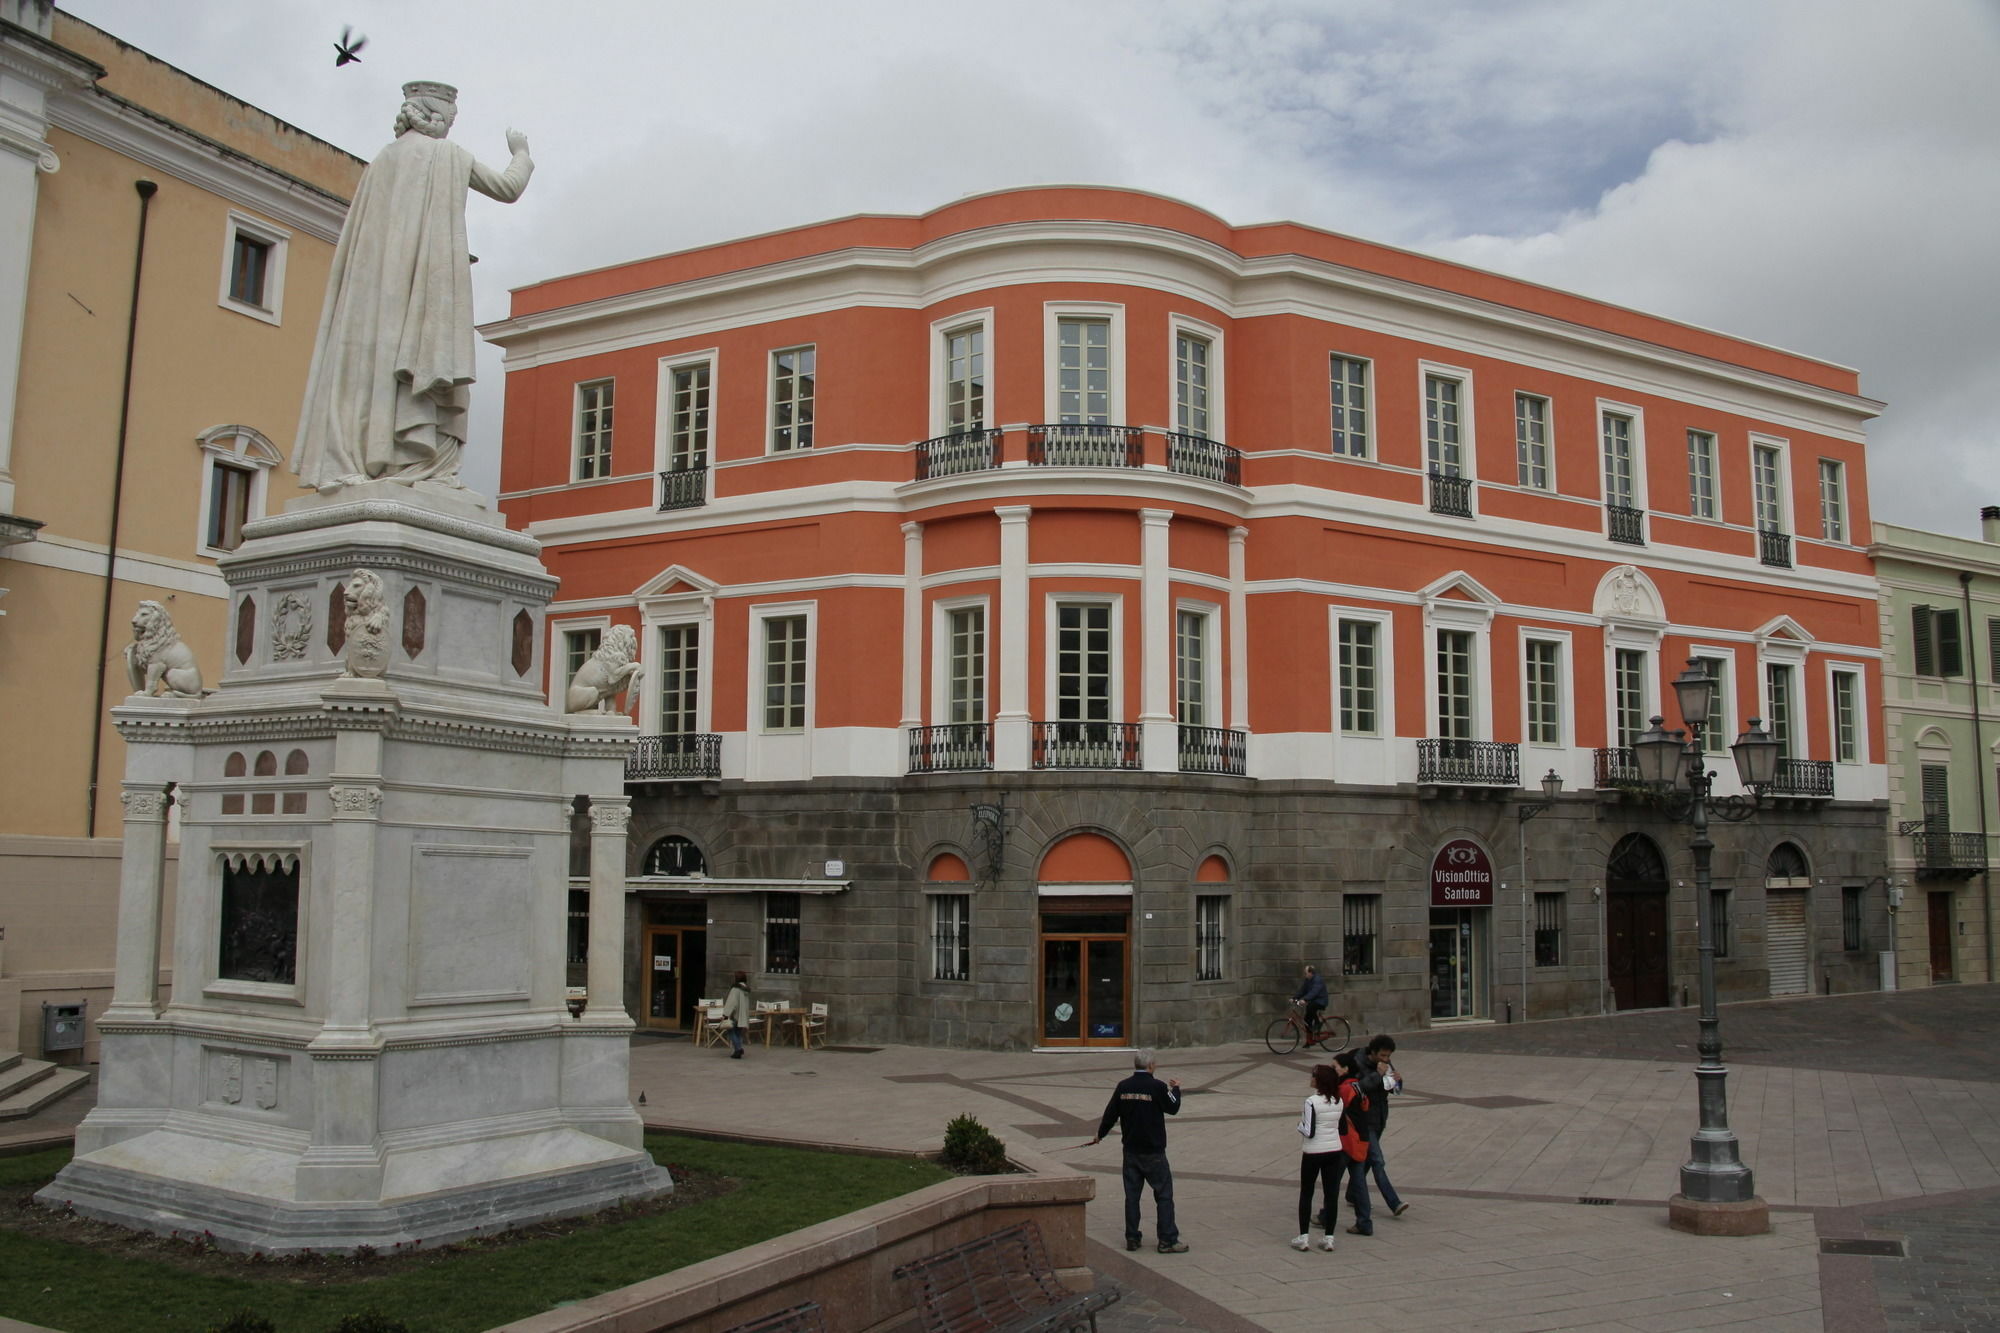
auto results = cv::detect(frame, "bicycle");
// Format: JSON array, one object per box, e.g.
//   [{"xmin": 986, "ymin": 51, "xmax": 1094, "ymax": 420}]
[{"xmin": 1264, "ymin": 1004, "xmax": 1352, "ymax": 1055}]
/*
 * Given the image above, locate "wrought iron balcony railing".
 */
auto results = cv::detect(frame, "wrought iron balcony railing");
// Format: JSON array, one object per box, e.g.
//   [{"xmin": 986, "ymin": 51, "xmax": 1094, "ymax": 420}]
[
  {"xmin": 1417, "ymin": 738, "xmax": 1519, "ymax": 786},
  {"xmin": 1165, "ymin": 432, "xmax": 1242, "ymax": 486},
  {"xmin": 1913, "ymin": 830, "xmax": 1987, "ymax": 875},
  {"xmin": 1765, "ymin": 756, "xmax": 1833, "ymax": 799},
  {"xmin": 626, "ymin": 732, "xmax": 722, "ymax": 781},
  {"xmin": 1594, "ymin": 746, "xmax": 1642, "ymax": 788},
  {"xmin": 1606, "ymin": 504, "xmax": 1646, "ymax": 545},
  {"xmin": 1032, "ymin": 720, "xmax": 1142, "ymax": 770},
  {"xmin": 1027, "ymin": 424, "xmax": 1142, "ymax": 469},
  {"xmin": 915, "ymin": 428, "xmax": 1002, "ymax": 480},
  {"xmin": 907, "ymin": 722, "xmax": 993, "ymax": 773},
  {"xmin": 1428, "ymin": 468, "xmax": 1473, "ymax": 517},
  {"xmin": 657, "ymin": 464, "xmax": 708, "ymax": 511},
  {"xmin": 1759, "ymin": 528, "xmax": 1792, "ymax": 568},
  {"xmin": 1177, "ymin": 724, "xmax": 1246, "ymax": 776}
]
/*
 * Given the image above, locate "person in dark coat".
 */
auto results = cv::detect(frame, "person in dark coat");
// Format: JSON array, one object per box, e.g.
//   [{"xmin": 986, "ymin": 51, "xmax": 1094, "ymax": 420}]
[
  {"xmin": 1292, "ymin": 964, "xmax": 1329, "ymax": 1037},
  {"xmin": 1342, "ymin": 1034, "xmax": 1407, "ymax": 1234},
  {"xmin": 1087, "ymin": 1048, "xmax": 1186, "ymax": 1253}
]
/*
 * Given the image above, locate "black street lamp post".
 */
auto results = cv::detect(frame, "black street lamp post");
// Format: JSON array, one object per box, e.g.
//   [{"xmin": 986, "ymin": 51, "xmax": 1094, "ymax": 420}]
[{"xmin": 1632, "ymin": 659, "xmax": 1777, "ymax": 1236}]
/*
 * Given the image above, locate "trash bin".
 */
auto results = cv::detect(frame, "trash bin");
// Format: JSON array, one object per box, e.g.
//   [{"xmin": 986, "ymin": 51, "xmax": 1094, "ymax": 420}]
[{"xmin": 42, "ymin": 1000, "xmax": 86, "ymax": 1053}]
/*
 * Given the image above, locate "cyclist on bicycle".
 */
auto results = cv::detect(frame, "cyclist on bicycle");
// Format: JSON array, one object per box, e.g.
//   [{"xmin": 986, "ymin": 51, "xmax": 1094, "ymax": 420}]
[{"xmin": 1291, "ymin": 964, "xmax": 1328, "ymax": 1039}]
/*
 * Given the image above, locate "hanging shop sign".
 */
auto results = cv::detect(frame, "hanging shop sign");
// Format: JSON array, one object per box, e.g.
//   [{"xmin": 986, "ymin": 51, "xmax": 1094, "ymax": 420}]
[{"xmin": 1430, "ymin": 839, "xmax": 1495, "ymax": 907}]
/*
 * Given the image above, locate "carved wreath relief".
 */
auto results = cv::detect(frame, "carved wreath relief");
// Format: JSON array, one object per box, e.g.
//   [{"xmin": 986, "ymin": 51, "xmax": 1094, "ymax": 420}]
[{"xmin": 271, "ymin": 593, "xmax": 313, "ymax": 661}]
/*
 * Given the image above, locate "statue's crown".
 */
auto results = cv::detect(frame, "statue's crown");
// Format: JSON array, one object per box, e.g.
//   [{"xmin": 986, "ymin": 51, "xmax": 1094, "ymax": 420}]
[{"xmin": 401, "ymin": 80, "xmax": 458, "ymax": 104}]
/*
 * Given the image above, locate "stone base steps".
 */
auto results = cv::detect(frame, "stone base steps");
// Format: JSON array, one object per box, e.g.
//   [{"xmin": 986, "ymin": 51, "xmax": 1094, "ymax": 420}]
[{"xmin": 0, "ymin": 1053, "xmax": 90, "ymax": 1119}]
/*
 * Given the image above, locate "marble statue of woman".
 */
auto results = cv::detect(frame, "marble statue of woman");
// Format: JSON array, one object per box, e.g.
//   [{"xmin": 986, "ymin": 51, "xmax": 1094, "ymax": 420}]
[{"xmin": 292, "ymin": 81, "xmax": 533, "ymax": 496}]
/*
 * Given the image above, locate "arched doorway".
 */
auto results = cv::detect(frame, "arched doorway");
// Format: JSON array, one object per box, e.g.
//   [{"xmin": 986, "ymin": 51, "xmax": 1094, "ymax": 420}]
[
  {"xmin": 639, "ymin": 835, "xmax": 708, "ymax": 1031},
  {"xmin": 1606, "ymin": 833, "xmax": 1670, "ymax": 1010},
  {"xmin": 1764, "ymin": 842, "xmax": 1812, "ymax": 996},
  {"xmin": 1037, "ymin": 833, "xmax": 1132, "ymax": 1047}
]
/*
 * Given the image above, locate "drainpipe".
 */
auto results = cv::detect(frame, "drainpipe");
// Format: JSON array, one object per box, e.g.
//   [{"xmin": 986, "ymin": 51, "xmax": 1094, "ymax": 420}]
[
  {"xmin": 84, "ymin": 178, "xmax": 157, "ymax": 836},
  {"xmin": 1959, "ymin": 570, "xmax": 1995, "ymax": 982}
]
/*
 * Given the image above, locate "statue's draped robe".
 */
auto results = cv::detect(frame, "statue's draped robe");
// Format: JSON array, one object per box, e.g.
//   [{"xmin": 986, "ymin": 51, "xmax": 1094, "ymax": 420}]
[{"xmin": 292, "ymin": 130, "xmax": 532, "ymax": 490}]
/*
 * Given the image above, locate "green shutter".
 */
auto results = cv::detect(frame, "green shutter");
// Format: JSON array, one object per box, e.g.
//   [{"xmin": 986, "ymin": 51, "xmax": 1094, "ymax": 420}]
[
  {"xmin": 1938, "ymin": 610, "xmax": 1965, "ymax": 677},
  {"xmin": 1913, "ymin": 605, "xmax": 1935, "ymax": 676}
]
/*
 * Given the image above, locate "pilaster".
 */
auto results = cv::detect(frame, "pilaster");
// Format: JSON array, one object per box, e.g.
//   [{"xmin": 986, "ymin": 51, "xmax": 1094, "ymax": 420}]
[{"xmin": 994, "ymin": 506, "xmax": 1032, "ymax": 771}]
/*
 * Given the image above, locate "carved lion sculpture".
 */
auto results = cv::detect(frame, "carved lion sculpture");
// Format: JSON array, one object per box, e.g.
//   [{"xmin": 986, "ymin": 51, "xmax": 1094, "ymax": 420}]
[
  {"xmin": 124, "ymin": 600, "xmax": 203, "ymax": 697},
  {"xmin": 565, "ymin": 624, "xmax": 643, "ymax": 714},
  {"xmin": 341, "ymin": 568, "xmax": 390, "ymax": 679}
]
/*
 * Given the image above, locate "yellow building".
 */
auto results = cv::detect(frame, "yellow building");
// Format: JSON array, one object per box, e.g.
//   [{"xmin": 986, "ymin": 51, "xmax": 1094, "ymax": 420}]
[{"xmin": 0, "ymin": 1, "xmax": 360, "ymax": 1073}]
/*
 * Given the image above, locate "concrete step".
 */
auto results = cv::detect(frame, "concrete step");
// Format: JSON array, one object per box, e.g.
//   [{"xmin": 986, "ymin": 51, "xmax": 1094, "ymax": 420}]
[{"xmin": 0, "ymin": 1062, "xmax": 90, "ymax": 1119}]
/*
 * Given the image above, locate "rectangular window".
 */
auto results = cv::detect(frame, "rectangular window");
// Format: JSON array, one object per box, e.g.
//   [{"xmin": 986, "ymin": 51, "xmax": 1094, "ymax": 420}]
[
  {"xmin": 1687, "ymin": 430, "xmax": 1719, "ymax": 519},
  {"xmin": 771, "ymin": 346, "xmax": 816, "ymax": 451},
  {"xmin": 229, "ymin": 232, "xmax": 272, "ymax": 308},
  {"xmin": 1922, "ymin": 763, "xmax": 1951, "ymax": 832},
  {"xmin": 1425, "ymin": 374, "xmax": 1463, "ymax": 475},
  {"xmin": 1766, "ymin": 663, "xmax": 1794, "ymax": 759},
  {"xmin": 562, "ymin": 627, "xmax": 602, "ymax": 691},
  {"xmin": 1832, "ymin": 670, "xmax": 1859, "ymax": 763},
  {"xmin": 1990, "ymin": 617, "xmax": 2000, "ymax": 684},
  {"xmin": 1342, "ymin": 894, "xmax": 1380, "ymax": 976},
  {"xmin": 1175, "ymin": 332, "xmax": 1211, "ymax": 438},
  {"xmin": 1055, "ymin": 603, "xmax": 1113, "ymax": 723},
  {"xmin": 1695, "ymin": 655, "xmax": 1730, "ymax": 754},
  {"xmin": 1614, "ymin": 648, "xmax": 1647, "ymax": 749},
  {"xmin": 1912, "ymin": 605, "xmax": 1964, "ymax": 678},
  {"xmin": 1601, "ymin": 412, "xmax": 1635, "ymax": 507},
  {"xmin": 575, "ymin": 379, "xmax": 614, "ymax": 480},
  {"xmin": 943, "ymin": 327, "xmax": 985, "ymax": 434},
  {"xmin": 764, "ymin": 892, "xmax": 800, "ymax": 975},
  {"xmin": 932, "ymin": 894, "xmax": 970, "ymax": 981},
  {"xmin": 1176, "ymin": 609, "xmax": 1208, "ymax": 726},
  {"xmin": 1753, "ymin": 443, "xmax": 1784, "ymax": 532},
  {"xmin": 1534, "ymin": 892, "xmax": 1564, "ymax": 967},
  {"xmin": 1525, "ymin": 638, "xmax": 1562, "ymax": 746},
  {"xmin": 1056, "ymin": 318, "xmax": 1111, "ymax": 424},
  {"xmin": 1195, "ymin": 895, "xmax": 1227, "ymax": 982},
  {"xmin": 762, "ymin": 615, "xmax": 807, "ymax": 731},
  {"xmin": 1842, "ymin": 885, "xmax": 1865, "ymax": 952},
  {"xmin": 566, "ymin": 888, "xmax": 590, "ymax": 968},
  {"xmin": 1515, "ymin": 393, "xmax": 1550, "ymax": 490},
  {"xmin": 218, "ymin": 857, "xmax": 300, "ymax": 985},
  {"xmin": 1436, "ymin": 629, "xmax": 1474, "ymax": 741},
  {"xmin": 668, "ymin": 362, "xmax": 711, "ymax": 470},
  {"xmin": 1818, "ymin": 460, "xmax": 1847, "ymax": 542},
  {"xmin": 658, "ymin": 624, "xmax": 700, "ymax": 736},
  {"xmin": 1711, "ymin": 889, "xmax": 1732, "ymax": 959},
  {"xmin": 206, "ymin": 460, "xmax": 254, "ymax": 551},
  {"xmin": 1330, "ymin": 355, "xmax": 1370, "ymax": 457},
  {"xmin": 947, "ymin": 606, "xmax": 986, "ymax": 724},
  {"xmin": 1338, "ymin": 619, "xmax": 1378, "ymax": 735}
]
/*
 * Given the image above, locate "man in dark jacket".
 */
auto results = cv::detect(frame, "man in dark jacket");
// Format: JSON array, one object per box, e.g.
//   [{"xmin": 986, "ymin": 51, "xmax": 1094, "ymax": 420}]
[
  {"xmin": 1292, "ymin": 964, "xmax": 1329, "ymax": 1037},
  {"xmin": 1342, "ymin": 1034, "xmax": 1407, "ymax": 1234},
  {"xmin": 1088, "ymin": 1048, "xmax": 1186, "ymax": 1253}
]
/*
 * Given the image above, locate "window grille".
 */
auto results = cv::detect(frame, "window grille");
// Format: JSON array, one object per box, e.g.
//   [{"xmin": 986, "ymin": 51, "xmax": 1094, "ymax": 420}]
[
  {"xmin": 1196, "ymin": 895, "xmax": 1227, "ymax": 981},
  {"xmin": 932, "ymin": 894, "xmax": 969, "ymax": 981},
  {"xmin": 1534, "ymin": 892, "xmax": 1564, "ymax": 967},
  {"xmin": 1343, "ymin": 894, "xmax": 1380, "ymax": 976},
  {"xmin": 1842, "ymin": 885, "xmax": 1865, "ymax": 952},
  {"xmin": 764, "ymin": 892, "xmax": 800, "ymax": 975}
]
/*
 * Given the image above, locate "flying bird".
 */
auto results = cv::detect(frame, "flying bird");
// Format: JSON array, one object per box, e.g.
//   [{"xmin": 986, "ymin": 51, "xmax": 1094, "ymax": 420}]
[{"xmin": 334, "ymin": 26, "xmax": 368, "ymax": 67}]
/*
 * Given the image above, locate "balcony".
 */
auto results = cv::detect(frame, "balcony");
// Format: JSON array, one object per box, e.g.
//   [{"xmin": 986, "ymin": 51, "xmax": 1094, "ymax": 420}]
[
  {"xmin": 1759, "ymin": 528, "xmax": 1792, "ymax": 568},
  {"xmin": 1428, "ymin": 468, "xmax": 1473, "ymax": 517},
  {"xmin": 1033, "ymin": 721, "xmax": 1142, "ymax": 770},
  {"xmin": 1027, "ymin": 424, "xmax": 1142, "ymax": 469},
  {"xmin": 915, "ymin": 428, "xmax": 1002, "ymax": 480},
  {"xmin": 1417, "ymin": 738, "xmax": 1519, "ymax": 788},
  {"xmin": 1606, "ymin": 504, "xmax": 1646, "ymax": 545},
  {"xmin": 908, "ymin": 722, "xmax": 992, "ymax": 773},
  {"xmin": 657, "ymin": 464, "xmax": 708, "ymax": 511},
  {"xmin": 1165, "ymin": 432, "xmax": 1242, "ymax": 486},
  {"xmin": 1177, "ymin": 724, "xmax": 1246, "ymax": 777},
  {"xmin": 1765, "ymin": 756, "xmax": 1833, "ymax": 800},
  {"xmin": 1913, "ymin": 830, "xmax": 1987, "ymax": 878},
  {"xmin": 1594, "ymin": 746, "xmax": 1642, "ymax": 788},
  {"xmin": 625, "ymin": 732, "xmax": 721, "ymax": 782}
]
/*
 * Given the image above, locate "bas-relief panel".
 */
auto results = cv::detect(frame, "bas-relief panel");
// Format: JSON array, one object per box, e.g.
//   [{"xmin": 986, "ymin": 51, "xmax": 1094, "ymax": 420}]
[
  {"xmin": 408, "ymin": 844, "xmax": 532, "ymax": 1005},
  {"xmin": 204, "ymin": 1047, "xmax": 288, "ymax": 1112}
]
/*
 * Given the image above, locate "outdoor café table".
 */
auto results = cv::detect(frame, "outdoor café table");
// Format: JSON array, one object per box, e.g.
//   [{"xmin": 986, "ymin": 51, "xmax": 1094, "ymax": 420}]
[{"xmin": 764, "ymin": 1006, "xmax": 809, "ymax": 1047}]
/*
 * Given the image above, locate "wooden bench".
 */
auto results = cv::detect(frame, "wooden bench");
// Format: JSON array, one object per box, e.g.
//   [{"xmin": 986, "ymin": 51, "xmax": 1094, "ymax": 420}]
[
  {"xmin": 893, "ymin": 1220, "xmax": 1120, "ymax": 1333},
  {"xmin": 720, "ymin": 1302, "xmax": 827, "ymax": 1333}
]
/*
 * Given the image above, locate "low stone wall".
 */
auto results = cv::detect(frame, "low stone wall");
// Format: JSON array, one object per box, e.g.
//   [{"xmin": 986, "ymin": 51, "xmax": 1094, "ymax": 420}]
[{"xmin": 487, "ymin": 1138, "xmax": 1094, "ymax": 1333}]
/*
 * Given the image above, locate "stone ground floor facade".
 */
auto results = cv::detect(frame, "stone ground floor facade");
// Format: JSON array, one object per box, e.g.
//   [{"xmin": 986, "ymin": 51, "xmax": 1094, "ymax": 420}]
[{"xmin": 581, "ymin": 774, "xmax": 1893, "ymax": 1051}]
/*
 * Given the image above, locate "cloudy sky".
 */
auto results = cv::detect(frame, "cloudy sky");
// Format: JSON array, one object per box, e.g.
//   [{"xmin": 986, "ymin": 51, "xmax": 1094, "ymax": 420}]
[{"xmin": 68, "ymin": 0, "xmax": 2000, "ymax": 536}]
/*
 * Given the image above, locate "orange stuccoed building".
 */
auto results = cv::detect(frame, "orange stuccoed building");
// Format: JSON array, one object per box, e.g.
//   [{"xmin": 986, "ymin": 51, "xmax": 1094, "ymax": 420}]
[{"xmin": 485, "ymin": 186, "xmax": 1889, "ymax": 1050}]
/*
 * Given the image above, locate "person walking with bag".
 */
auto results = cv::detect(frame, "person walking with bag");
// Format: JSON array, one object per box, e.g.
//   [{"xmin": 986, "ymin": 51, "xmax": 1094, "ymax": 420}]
[
  {"xmin": 720, "ymin": 971, "xmax": 752, "ymax": 1059},
  {"xmin": 1086, "ymin": 1049, "xmax": 1187, "ymax": 1254},
  {"xmin": 1342, "ymin": 1034, "xmax": 1408, "ymax": 1234},
  {"xmin": 1292, "ymin": 1063, "xmax": 1345, "ymax": 1252}
]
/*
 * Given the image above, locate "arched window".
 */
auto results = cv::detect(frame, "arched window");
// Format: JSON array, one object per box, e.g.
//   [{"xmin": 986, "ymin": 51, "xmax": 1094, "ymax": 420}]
[
  {"xmin": 1767, "ymin": 842, "xmax": 1810, "ymax": 880},
  {"xmin": 1606, "ymin": 833, "xmax": 1667, "ymax": 886},
  {"xmin": 643, "ymin": 835, "xmax": 706, "ymax": 877}
]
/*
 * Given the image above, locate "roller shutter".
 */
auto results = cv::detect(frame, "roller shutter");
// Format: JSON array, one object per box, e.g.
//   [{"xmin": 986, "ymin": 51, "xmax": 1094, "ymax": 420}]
[{"xmin": 1767, "ymin": 890, "xmax": 1810, "ymax": 996}]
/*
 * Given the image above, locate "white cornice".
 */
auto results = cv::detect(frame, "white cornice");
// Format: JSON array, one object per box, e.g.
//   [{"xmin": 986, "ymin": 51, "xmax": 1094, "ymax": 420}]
[{"xmin": 46, "ymin": 89, "xmax": 349, "ymax": 242}]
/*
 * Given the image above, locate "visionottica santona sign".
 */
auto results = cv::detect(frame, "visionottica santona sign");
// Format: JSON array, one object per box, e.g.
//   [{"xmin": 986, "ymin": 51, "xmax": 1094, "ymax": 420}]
[{"xmin": 1430, "ymin": 839, "xmax": 1495, "ymax": 907}]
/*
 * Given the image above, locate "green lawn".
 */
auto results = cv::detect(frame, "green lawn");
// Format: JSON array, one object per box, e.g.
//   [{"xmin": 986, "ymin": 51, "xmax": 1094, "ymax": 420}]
[{"xmin": 0, "ymin": 1134, "xmax": 952, "ymax": 1333}]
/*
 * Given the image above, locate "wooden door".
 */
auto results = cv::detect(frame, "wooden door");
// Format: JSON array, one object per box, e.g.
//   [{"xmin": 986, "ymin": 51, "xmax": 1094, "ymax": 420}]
[
  {"xmin": 1607, "ymin": 893, "xmax": 1669, "ymax": 1010},
  {"xmin": 1928, "ymin": 891, "xmax": 1956, "ymax": 982}
]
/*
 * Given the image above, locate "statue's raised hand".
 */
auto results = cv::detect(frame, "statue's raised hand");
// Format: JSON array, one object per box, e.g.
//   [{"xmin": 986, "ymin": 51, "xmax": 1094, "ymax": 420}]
[{"xmin": 506, "ymin": 128, "xmax": 529, "ymax": 155}]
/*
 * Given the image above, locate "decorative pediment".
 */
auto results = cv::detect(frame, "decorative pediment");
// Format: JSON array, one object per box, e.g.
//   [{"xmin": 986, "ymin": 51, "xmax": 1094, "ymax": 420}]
[
  {"xmin": 634, "ymin": 564, "xmax": 720, "ymax": 603},
  {"xmin": 1752, "ymin": 614, "xmax": 1816, "ymax": 645},
  {"xmin": 1417, "ymin": 571, "xmax": 1502, "ymax": 606},
  {"xmin": 196, "ymin": 424, "xmax": 284, "ymax": 468},
  {"xmin": 1593, "ymin": 565, "xmax": 1663, "ymax": 622}
]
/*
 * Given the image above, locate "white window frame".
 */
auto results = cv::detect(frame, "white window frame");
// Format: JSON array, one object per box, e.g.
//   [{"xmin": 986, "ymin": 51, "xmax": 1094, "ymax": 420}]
[
  {"xmin": 1688, "ymin": 645, "xmax": 1739, "ymax": 755},
  {"xmin": 768, "ymin": 344, "xmax": 817, "ymax": 453},
  {"xmin": 1750, "ymin": 433, "xmax": 1791, "ymax": 535},
  {"xmin": 1817, "ymin": 458, "xmax": 1848, "ymax": 544},
  {"xmin": 1521, "ymin": 629, "xmax": 1571, "ymax": 749},
  {"xmin": 1175, "ymin": 598, "xmax": 1220, "ymax": 727},
  {"xmin": 217, "ymin": 210, "xmax": 289, "ymax": 325},
  {"xmin": 1687, "ymin": 429, "xmax": 1721, "ymax": 521},
  {"xmin": 1425, "ymin": 599, "xmax": 1496, "ymax": 741},
  {"xmin": 1168, "ymin": 313, "xmax": 1226, "ymax": 441},
  {"xmin": 1597, "ymin": 399, "xmax": 1648, "ymax": 529},
  {"xmin": 193, "ymin": 425, "xmax": 282, "ymax": 558},
  {"xmin": 1514, "ymin": 391, "xmax": 1553, "ymax": 492},
  {"xmin": 1043, "ymin": 594, "xmax": 1124, "ymax": 725},
  {"xmin": 572, "ymin": 378, "xmax": 615, "ymax": 482},
  {"xmin": 1602, "ymin": 625, "xmax": 1662, "ymax": 752},
  {"xmin": 654, "ymin": 347, "xmax": 718, "ymax": 483},
  {"xmin": 751, "ymin": 601, "xmax": 816, "ymax": 734},
  {"xmin": 651, "ymin": 618, "xmax": 708, "ymax": 738},
  {"xmin": 931, "ymin": 595, "xmax": 991, "ymax": 725},
  {"xmin": 548, "ymin": 614, "xmax": 611, "ymax": 704},
  {"xmin": 1826, "ymin": 661, "xmax": 1868, "ymax": 765},
  {"xmin": 1329, "ymin": 352, "xmax": 1372, "ymax": 459},
  {"xmin": 929, "ymin": 309, "xmax": 994, "ymax": 439},
  {"xmin": 1419, "ymin": 361, "xmax": 1478, "ymax": 484},
  {"xmin": 1332, "ymin": 608, "xmax": 1395, "ymax": 738},
  {"xmin": 1042, "ymin": 302, "xmax": 1126, "ymax": 425},
  {"xmin": 1758, "ymin": 635, "xmax": 1809, "ymax": 758}
]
